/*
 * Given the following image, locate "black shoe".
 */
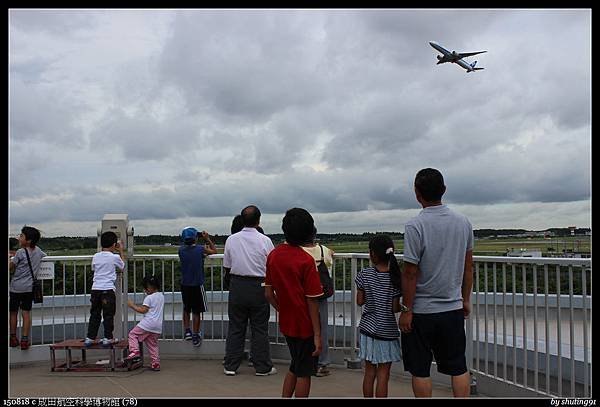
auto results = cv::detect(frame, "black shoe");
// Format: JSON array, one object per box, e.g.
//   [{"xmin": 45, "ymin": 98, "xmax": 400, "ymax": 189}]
[{"xmin": 124, "ymin": 353, "xmax": 141, "ymax": 365}]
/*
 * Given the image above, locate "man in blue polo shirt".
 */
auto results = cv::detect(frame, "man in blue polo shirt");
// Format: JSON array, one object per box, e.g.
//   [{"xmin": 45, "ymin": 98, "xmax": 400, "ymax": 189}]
[{"xmin": 399, "ymin": 168, "xmax": 474, "ymax": 398}]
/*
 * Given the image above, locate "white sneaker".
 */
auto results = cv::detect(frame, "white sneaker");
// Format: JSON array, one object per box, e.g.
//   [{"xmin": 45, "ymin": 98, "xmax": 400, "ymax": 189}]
[
  {"xmin": 101, "ymin": 338, "xmax": 114, "ymax": 347},
  {"xmin": 83, "ymin": 337, "xmax": 94, "ymax": 347},
  {"xmin": 255, "ymin": 367, "xmax": 277, "ymax": 376},
  {"xmin": 224, "ymin": 368, "xmax": 236, "ymax": 376}
]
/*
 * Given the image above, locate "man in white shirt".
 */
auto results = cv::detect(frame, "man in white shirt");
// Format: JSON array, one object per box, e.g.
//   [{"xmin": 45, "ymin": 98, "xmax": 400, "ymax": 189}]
[
  {"xmin": 223, "ymin": 205, "xmax": 276, "ymax": 376},
  {"xmin": 84, "ymin": 231, "xmax": 125, "ymax": 347}
]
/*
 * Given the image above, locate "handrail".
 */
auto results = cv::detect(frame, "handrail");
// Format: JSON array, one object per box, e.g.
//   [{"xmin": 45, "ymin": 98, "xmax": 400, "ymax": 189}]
[{"xmin": 42, "ymin": 252, "xmax": 591, "ymax": 267}]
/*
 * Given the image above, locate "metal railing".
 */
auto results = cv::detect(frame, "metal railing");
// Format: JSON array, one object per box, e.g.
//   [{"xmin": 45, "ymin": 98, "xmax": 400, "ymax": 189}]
[
  {"xmin": 469, "ymin": 256, "xmax": 591, "ymax": 398},
  {"xmin": 17, "ymin": 253, "xmax": 591, "ymax": 397}
]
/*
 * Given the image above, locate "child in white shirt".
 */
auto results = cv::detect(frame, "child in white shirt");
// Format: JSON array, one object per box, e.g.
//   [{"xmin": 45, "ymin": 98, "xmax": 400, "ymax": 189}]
[
  {"xmin": 84, "ymin": 231, "xmax": 125, "ymax": 347},
  {"xmin": 125, "ymin": 275, "xmax": 165, "ymax": 371}
]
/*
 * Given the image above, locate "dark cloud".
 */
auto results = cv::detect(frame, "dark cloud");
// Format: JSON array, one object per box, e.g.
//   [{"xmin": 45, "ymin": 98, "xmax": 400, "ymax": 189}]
[
  {"xmin": 9, "ymin": 149, "xmax": 590, "ymax": 226},
  {"xmin": 158, "ymin": 11, "xmax": 330, "ymax": 119},
  {"xmin": 9, "ymin": 167, "xmax": 415, "ymax": 224}
]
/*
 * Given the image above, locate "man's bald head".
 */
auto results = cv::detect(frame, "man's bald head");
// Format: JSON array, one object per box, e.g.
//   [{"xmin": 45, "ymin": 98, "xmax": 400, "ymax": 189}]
[{"xmin": 241, "ymin": 205, "xmax": 261, "ymax": 227}]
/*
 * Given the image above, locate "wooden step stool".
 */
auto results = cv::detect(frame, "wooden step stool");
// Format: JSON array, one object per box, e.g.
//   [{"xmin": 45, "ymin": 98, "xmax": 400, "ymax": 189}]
[{"xmin": 49, "ymin": 339, "xmax": 143, "ymax": 372}]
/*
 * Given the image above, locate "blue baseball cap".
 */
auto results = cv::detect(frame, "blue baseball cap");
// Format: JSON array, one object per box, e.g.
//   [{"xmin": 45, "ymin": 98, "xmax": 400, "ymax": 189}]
[{"xmin": 181, "ymin": 227, "xmax": 198, "ymax": 243}]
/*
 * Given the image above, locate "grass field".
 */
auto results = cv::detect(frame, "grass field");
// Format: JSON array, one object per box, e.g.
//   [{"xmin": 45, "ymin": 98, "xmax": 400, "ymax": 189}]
[
  {"xmin": 323, "ymin": 237, "xmax": 590, "ymax": 256},
  {"xmin": 44, "ymin": 236, "xmax": 590, "ymax": 257}
]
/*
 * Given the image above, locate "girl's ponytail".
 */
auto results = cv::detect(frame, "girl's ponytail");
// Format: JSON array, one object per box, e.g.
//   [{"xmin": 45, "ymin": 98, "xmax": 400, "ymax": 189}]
[
  {"xmin": 369, "ymin": 235, "xmax": 402, "ymax": 292},
  {"xmin": 386, "ymin": 247, "xmax": 402, "ymax": 292}
]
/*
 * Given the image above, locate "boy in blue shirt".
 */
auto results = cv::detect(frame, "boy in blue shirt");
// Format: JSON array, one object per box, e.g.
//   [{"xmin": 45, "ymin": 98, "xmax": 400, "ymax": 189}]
[{"xmin": 178, "ymin": 227, "xmax": 217, "ymax": 346}]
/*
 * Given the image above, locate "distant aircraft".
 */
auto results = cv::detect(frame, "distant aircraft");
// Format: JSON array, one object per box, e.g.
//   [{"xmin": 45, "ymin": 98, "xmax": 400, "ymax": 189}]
[{"xmin": 429, "ymin": 41, "xmax": 487, "ymax": 73}]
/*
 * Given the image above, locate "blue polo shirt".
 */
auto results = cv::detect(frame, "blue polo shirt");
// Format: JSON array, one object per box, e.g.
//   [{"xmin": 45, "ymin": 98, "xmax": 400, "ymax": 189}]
[
  {"xmin": 403, "ymin": 204, "xmax": 474, "ymax": 314},
  {"xmin": 178, "ymin": 245, "xmax": 205, "ymax": 287}
]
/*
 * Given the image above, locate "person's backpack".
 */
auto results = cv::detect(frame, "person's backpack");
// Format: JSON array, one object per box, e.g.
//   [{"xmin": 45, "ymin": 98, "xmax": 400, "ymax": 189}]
[{"xmin": 316, "ymin": 244, "xmax": 334, "ymax": 300}]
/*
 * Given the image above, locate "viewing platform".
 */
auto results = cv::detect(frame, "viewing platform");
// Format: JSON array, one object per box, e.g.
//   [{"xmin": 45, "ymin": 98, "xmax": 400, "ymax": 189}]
[{"xmin": 8, "ymin": 253, "xmax": 592, "ymax": 398}]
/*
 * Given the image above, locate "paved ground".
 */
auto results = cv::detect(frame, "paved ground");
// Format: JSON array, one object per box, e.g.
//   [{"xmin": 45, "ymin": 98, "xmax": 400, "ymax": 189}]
[{"xmin": 10, "ymin": 358, "xmax": 457, "ymax": 398}]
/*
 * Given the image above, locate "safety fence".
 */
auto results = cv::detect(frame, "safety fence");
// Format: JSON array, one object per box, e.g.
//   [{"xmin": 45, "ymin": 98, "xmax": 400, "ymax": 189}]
[{"xmin": 17, "ymin": 253, "xmax": 591, "ymax": 397}]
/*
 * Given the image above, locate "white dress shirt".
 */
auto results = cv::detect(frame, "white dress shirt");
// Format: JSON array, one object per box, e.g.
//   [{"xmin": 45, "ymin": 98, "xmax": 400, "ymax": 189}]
[{"xmin": 223, "ymin": 227, "xmax": 274, "ymax": 277}]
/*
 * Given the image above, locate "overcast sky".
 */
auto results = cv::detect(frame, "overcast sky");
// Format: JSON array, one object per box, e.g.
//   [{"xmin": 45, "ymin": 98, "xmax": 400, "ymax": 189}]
[{"xmin": 9, "ymin": 9, "xmax": 591, "ymax": 237}]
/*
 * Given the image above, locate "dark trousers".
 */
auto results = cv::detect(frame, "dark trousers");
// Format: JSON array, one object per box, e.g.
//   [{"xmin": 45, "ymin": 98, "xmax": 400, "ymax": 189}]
[
  {"xmin": 87, "ymin": 290, "xmax": 116, "ymax": 340},
  {"xmin": 224, "ymin": 276, "xmax": 273, "ymax": 374}
]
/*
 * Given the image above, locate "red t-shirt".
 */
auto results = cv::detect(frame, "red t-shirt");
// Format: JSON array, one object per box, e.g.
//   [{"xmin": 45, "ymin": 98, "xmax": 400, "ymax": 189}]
[{"xmin": 265, "ymin": 244, "xmax": 324, "ymax": 338}]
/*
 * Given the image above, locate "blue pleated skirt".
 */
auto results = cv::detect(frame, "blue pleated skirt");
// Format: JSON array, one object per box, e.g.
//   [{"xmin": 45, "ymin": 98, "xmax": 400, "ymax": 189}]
[{"xmin": 358, "ymin": 333, "xmax": 402, "ymax": 364}]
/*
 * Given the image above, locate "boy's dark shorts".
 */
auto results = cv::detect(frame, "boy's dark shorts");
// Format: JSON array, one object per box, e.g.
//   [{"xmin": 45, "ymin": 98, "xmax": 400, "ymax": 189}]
[
  {"xmin": 181, "ymin": 285, "xmax": 207, "ymax": 314},
  {"xmin": 285, "ymin": 335, "xmax": 318, "ymax": 378},
  {"xmin": 10, "ymin": 292, "xmax": 33, "ymax": 312},
  {"xmin": 401, "ymin": 309, "xmax": 467, "ymax": 377}
]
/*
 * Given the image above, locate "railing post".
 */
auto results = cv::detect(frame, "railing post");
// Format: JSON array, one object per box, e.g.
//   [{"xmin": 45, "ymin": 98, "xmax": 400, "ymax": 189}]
[
  {"xmin": 347, "ymin": 255, "xmax": 361, "ymax": 369},
  {"xmin": 111, "ymin": 257, "xmax": 129, "ymax": 343},
  {"xmin": 466, "ymin": 288, "xmax": 476, "ymax": 394},
  {"xmin": 114, "ymin": 263, "xmax": 125, "ymax": 341},
  {"xmin": 122, "ymin": 260, "xmax": 129, "ymax": 339},
  {"xmin": 466, "ymin": 259, "xmax": 477, "ymax": 395}
]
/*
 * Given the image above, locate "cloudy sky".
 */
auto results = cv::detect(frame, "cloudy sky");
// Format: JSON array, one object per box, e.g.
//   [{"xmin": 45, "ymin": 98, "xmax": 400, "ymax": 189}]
[{"xmin": 9, "ymin": 9, "xmax": 591, "ymax": 237}]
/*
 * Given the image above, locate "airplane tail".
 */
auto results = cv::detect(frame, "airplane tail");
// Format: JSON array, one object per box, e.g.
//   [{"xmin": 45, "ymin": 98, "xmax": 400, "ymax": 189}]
[{"xmin": 469, "ymin": 60, "xmax": 484, "ymax": 72}]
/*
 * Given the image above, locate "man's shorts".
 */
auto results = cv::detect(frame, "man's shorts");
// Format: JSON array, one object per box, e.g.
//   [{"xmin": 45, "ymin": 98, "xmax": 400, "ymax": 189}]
[
  {"xmin": 285, "ymin": 335, "xmax": 318, "ymax": 378},
  {"xmin": 401, "ymin": 308, "xmax": 468, "ymax": 377},
  {"xmin": 181, "ymin": 285, "xmax": 207, "ymax": 314},
  {"xmin": 10, "ymin": 291, "xmax": 33, "ymax": 312}
]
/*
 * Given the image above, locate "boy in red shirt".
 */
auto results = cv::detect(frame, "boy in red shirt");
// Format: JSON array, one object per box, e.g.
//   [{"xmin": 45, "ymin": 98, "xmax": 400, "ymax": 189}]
[{"xmin": 265, "ymin": 208, "xmax": 323, "ymax": 398}]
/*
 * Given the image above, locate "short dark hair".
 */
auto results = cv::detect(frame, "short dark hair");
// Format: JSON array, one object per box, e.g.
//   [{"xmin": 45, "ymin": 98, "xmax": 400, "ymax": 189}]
[
  {"xmin": 9, "ymin": 237, "xmax": 19, "ymax": 251},
  {"xmin": 142, "ymin": 275, "xmax": 161, "ymax": 291},
  {"xmin": 231, "ymin": 214, "xmax": 244, "ymax": 235},
  {"xmin": 414, "ymin": 168, "xmax": 445, "ymax": 202},
  {"xmin": 241, "ymin": 205, "xmax": 261, "ymax": 227},
  {"xmin": 21, "ymin": 226, "xmax": 41, "ymax": 247},
  {"xmin": 100, "ymin": 231, "xmax": 118, "ymax": 249},
  {"xmin": 282, "ymin": 208, "xmax": 314, "ymax": 246}
]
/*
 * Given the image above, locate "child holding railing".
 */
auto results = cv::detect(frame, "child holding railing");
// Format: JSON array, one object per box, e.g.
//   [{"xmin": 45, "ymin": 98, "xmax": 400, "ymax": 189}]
[
  {"xmin": 125, "ymin": 275, "xmax": 165, "ymax": 371},
  {"xmin": 84, "ymin": 232, "xmax": 125, "ymax": 347},
  {"xmin": 178, "ymin": 227, "xmax": 217, "ymax": 347}
]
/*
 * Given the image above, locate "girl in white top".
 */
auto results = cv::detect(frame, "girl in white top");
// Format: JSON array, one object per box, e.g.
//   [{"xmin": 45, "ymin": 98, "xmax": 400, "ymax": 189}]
[{"xmin": 126, "ymin": 275, "xmax": 165, "ymax": 371}]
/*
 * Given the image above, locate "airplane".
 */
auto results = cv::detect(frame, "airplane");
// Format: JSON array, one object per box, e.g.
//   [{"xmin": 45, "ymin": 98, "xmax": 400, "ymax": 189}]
[{"xmin": 429, "ymin": 41, "xmax": 487, "ymax": 73}]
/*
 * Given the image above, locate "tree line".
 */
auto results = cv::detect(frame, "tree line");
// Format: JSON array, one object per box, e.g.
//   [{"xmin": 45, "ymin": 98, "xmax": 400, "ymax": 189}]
[{"xmin": 36, "ymin": 227, "xmax": 589, "ymax": 249}]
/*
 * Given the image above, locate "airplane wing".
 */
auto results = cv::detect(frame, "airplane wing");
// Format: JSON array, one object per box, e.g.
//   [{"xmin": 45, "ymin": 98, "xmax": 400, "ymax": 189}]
[{"xmin": 458, "ymin": 51, "xmax": 487, "ymax": 58}]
